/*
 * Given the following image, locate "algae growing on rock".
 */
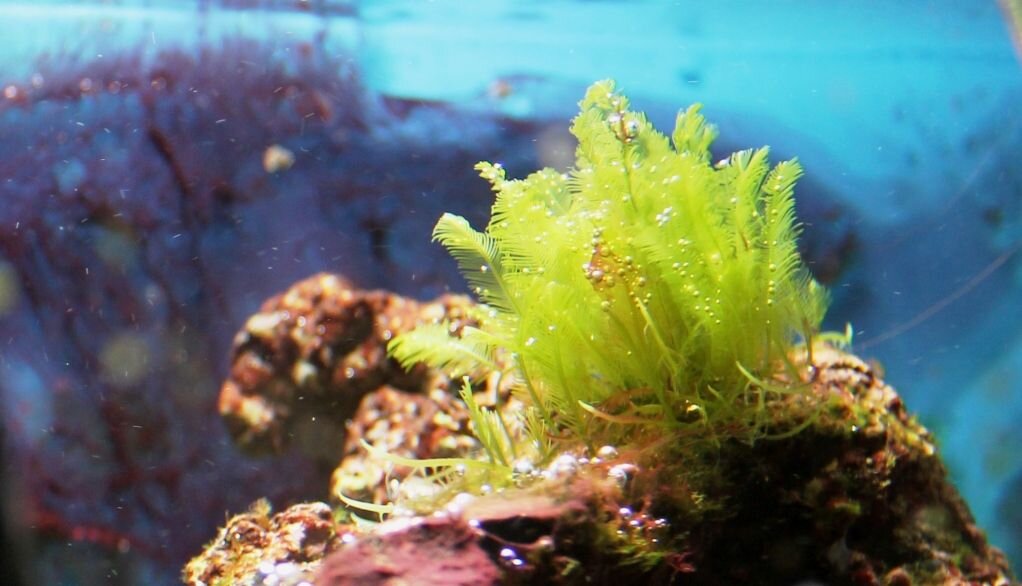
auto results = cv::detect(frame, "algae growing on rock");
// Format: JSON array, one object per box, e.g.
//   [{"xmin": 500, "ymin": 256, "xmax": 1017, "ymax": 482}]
[
  {"xmin": 185, "ymin": 82, "xmax": 1017, "ymax": 586},
  {"xmin": 388, "ymin": 79, "xmax": 829, "ymax": 485}
]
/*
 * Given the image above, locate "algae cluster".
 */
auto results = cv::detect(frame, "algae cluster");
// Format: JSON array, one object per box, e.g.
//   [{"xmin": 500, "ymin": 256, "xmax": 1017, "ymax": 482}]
[{"xmin": 389, "ymin": 80, "xmax": 829, "ymax": 482}]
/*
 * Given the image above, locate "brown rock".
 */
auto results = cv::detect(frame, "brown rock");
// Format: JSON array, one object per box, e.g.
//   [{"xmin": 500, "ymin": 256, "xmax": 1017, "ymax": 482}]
[
  {"xmin": 217, "ymin": 272, "xmax": 476, "ymax": 457},
  {"xmin": 196, "ymin": 275, "xmax": 1019, "ymax": 585},
  {"xmin": 183, "ymin": 500, "xmax": 341, "ymax": 586},
  {"xmin": 329, "ymin": 385, "xmax": 479, "ymax": 504}
]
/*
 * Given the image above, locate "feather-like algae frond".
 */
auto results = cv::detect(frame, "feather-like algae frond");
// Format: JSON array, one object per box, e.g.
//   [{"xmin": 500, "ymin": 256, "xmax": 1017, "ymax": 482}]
[
  {"xmin": 390, "ymin": 79, "xmax": 829, "ymax": 459},
  {"xmin": 387, "ymin": 323, "xmax": 497, "ymax": 378}
]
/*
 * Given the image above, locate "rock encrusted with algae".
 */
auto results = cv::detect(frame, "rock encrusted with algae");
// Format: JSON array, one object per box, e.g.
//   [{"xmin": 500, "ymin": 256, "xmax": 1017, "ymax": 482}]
[
  {"xmin": 182, "ymin": 500, "xmax": 339, "ymax": 586},
  {"xmin": 218, "ymin": 272, "xmax": 480, "ymax": 458},
  {"xmin": 188, "ymin": 278, "xmax": 1016, "ymax": 585},
  {"xmin": 328, "ymin": 384, "xmax": 480, "ymax": 505},
  {"xmin": 190, "ymin": 80, "xmax": 1016, "ymax": 584}
]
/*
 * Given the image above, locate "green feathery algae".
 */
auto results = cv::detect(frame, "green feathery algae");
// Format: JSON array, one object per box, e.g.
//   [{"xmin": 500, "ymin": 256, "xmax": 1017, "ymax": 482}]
[{"xmin": 389, "ymin": 79, "xmax": 829, "ymax": 474}]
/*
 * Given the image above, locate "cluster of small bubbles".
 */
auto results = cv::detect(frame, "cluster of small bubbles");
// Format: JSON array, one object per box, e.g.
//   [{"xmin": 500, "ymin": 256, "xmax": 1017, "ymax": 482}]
[
  {"xmin": 256, "ymin": 560, "xmax": 309, "ymax": 586},
  {"xmin": 655, "ymin": 206, "xmax": 674, "ymax": 226},
  {"xmin": 499, "ymin": 547, "xmax": 525, "ymax": 568},
  {"xmin": 612, "ymin": 504, "xmax": 672, "ymax": 547},
  {"xmin": 543, "ymin": 453, "xmax": 580, "ymax": 480},
  {"xmin": 513, "ymin": 457, "xmax": 536, "ymax": 477},
  {"xmin": 584, "ymin": 260, "xmax": 617, "ymax": 290},
  {"xmin": 607, "ymin": 463, "xmax": 639, "ymax": 489}
]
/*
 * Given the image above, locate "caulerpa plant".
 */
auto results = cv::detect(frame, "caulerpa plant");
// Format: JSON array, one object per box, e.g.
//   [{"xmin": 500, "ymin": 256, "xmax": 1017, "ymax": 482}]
[{"xmin": 385, "ymin": 80, "xmax": 828, "ymax": 499}]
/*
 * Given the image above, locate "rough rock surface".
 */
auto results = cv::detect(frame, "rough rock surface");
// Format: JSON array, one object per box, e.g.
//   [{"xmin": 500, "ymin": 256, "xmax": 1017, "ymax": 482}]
[
  {"xmin": 182, "ymin": 501, "xmax": 339, "ymax": 586},
  {"xmin": 189, "ymin": 281, "xmax": 1018, "ymax": 586},
  {"xmin": 305, "ymin": 343, "xmax": 1019, "ymax": 584},
  {"xmin": 316, "ymin": 516, "xmax": 503, "ymax": 586},
  {"xmin": 328, "ymin": 385, "xmax": 480, "ymax": 505},
  {"xmin": 218, "ymin": 272, "xmax": 478, "ymax": 459}
]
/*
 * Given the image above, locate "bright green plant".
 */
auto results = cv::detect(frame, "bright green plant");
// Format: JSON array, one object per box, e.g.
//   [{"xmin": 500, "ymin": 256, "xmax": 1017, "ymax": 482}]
[{"xmin": 389, "ymin": 80, "xmax": 828, "ymax": 471}]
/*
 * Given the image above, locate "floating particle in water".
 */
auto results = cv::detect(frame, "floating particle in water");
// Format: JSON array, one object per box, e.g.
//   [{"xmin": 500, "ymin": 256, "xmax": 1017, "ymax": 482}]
[{"xmin": 263, "ymin": 144, "xmax": 295, "ymax": 173}]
